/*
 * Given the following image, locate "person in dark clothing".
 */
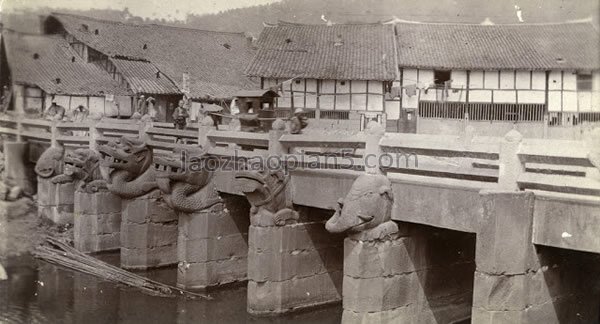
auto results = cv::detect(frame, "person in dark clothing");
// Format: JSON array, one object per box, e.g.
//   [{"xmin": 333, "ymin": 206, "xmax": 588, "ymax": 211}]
[
  {"xmin": 172, "ymin": 99, "xmax": 189, "ymax": 130},
  {"xmin": 43, "ymin": 100, "xmax": 66, "ymax": 120},
  {"xmin": 290, "ymin": 108, "xmax": 308, "ymax": 134}
]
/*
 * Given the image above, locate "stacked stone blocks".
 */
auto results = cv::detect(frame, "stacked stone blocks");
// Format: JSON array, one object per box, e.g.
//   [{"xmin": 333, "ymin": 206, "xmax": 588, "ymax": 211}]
[
  {"xmin": 247, "ymin": 221, "xmax": 344, "ymax": 314},
  {"xmin": 74, "ymin": 190, "xmax": 121, "ymax": 253},
  {"xmin": 177, "ymin": 202, "xmax": 249, "ymax": 289},
  {"xmin": 120, "ymin": 190, "xmax": 178, "ymax": 269},
  {"xmin": 37, "ymin": 177, "xmax": 74, "ymax": 225}
]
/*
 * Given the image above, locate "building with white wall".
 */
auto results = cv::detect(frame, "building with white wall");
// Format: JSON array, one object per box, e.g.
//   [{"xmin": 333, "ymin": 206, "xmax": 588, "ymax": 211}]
[
  {"xmin": 245, "ymin": 22, "xmax": 397, "ymax": 130},
  {"xmin": 391, "ymin": 20, "xmax": 600, "ymax": 136},
  {"xmin": 0, "ymin": 29, "xmax": 131, "ymax": 117}
]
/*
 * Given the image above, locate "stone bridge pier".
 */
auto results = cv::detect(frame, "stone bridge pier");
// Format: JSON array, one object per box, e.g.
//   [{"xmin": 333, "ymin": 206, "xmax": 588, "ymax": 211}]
[
  {"xmin": 176, "ymin": 193, "xmax": 250, "ymax": 289},
  {"xmin": 247, "ymin": 207, "xmax": 345, "ymax": 315},
  {"xmin": 473, "ymin": 191, "xmax": 600, "ymax": 323}
]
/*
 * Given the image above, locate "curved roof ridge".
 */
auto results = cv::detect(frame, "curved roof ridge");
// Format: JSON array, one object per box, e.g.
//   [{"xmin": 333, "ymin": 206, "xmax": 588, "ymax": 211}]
[
  {"xmin": 386, "ymin": 16, "xmax": 597, "ymax": 28},
  {"xmin": 275, "ymin": 20, "xmax": 388, "ymax": 27},
  {"xmin": 50, "ymin": 12, "xmax": 247, "ymax": 36}
]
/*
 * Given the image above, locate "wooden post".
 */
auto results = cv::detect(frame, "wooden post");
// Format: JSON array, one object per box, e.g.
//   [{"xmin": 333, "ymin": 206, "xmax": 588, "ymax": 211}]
[
  {"xmin": 498, "ymin": 129, "xmax": 524, "ymax": 191},
  {"xmin": 543, "ymin": 113, "xmax": 549, "ymax": 139}
]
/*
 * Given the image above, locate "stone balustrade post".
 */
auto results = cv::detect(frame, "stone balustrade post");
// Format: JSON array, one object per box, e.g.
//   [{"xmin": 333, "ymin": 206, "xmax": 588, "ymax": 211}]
[
  {"xmin": 138, "ymin": 117, "xmax": 153, "ymax": 142},
  {"xmin": 15, "ymin": 115, "xmax": 23, "ymax": 142},
  {"xmin": 50, "ymin": 120, "xmax": 59, "ymax": 148},
  {"xmin": 198, "ymin": 124, "xmax": 216, "ymax": 151},
  {"xmin": 364, "ymin": 121, "xmax": 385, "ymax": 175},
  {"xmin": 497, "ymin": 129, "xmax": 524, "ymax": 191},
  {"xmin": 88, "ymin": 116, "xmax": 102, "ymax": 151}
]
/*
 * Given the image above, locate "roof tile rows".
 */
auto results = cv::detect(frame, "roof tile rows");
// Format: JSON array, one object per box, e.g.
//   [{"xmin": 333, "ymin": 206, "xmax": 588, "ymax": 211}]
[
  {"xmin": 245, "ymin": 22, "xmax": 398, "ymax": 81},
  {"xmin": 394, "ymin": 21, "xmax": 600, "ymax": 71},
  {"xmin": 247, "ymin": 20, "xmax": 599, "ymax": 80},
  {"xmin": 2, "ymin": 30, "xmax": 130, "ymax": 96},
  {"xmin": 51, "ymin": 13, "xmax": 259, "ymax": 99},
  {"xmin": 110, "ymin": 58, "xmax": 180, "ymax": 95}
]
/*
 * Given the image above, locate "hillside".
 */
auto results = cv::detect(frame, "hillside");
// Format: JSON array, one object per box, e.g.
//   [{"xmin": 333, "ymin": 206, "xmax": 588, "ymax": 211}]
[{"xmin": 1, "ymin": 0, "xmax": 598, "ymax": 37}]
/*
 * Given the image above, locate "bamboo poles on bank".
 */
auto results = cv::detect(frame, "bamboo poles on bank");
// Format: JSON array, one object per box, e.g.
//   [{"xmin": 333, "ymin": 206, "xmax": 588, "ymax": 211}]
[{"xmin": 33, "ymin": 236, "xmax": 211, "ymax": 300}]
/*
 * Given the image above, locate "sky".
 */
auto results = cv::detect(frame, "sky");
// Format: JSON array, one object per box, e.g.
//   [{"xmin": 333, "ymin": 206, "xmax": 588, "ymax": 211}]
[{"xmin": 0, "ymin": 0, "xmax": 282, "ymax": 20}]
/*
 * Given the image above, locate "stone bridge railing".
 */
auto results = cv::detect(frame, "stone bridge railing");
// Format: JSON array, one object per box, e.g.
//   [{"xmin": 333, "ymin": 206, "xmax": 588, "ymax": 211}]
[
  {"xmin": 1, "ymin": 113, "xmax": 599, "ymax": 198},
  {"xmin": 2, "ymin": 113, "xmax": 600, "ymax": 323}
]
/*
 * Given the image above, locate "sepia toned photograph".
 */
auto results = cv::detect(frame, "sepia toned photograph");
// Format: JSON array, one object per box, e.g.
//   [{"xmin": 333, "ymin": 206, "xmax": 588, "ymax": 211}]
[{"xmin": 0, "ymin": 0, "xmax": 599, "ymax": 323}]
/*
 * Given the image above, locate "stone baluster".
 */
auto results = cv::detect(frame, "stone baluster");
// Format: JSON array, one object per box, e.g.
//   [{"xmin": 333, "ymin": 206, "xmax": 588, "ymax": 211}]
[
  {"xmin": 497, "ymin": 129, "xmax": 524, "ymax": 191},
  {"xmin": 198, "ymin": 123, "xmax": 216, "ymax": 151},
  {"xmin": 138, "ymin": 116, "xmax": 153, "ymax": 142},
  {"xmin": 88, "ymin": 115, "xmax": 102, "ymax": 151},
  {"xmin": 268, "ymin": 118, "xmax": 286, "ymax": 156},
  {"xmin": 15, "ymin": 115, "xmax": 22, "ymax": 142},
  {"xmin": 364, "ymin": 120, "xmax": 385, "ymax": 175},
  {"xmin": 50, "ymin": 120, "xmax": 59, "ymax": 148}
]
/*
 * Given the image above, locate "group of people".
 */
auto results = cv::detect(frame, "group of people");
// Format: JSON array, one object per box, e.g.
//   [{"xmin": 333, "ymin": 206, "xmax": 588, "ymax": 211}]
[{"xmin": 42, "ymin": 100, "xmax": 89, "ymax": 122}]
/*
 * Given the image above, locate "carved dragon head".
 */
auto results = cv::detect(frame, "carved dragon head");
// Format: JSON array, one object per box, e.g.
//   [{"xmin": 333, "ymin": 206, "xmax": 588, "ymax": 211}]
[
  {"xmin": 234, "ymin": 169, "xmax": 288, "ymax": 212},
  {"xmin": 325, "ymin": 174, "xmax": 394, "ymax": 236},
  {"xmin": 154, "ymin": 147, "xmax": 221, "ymax": 213},
  {"xmin": 98, "ymin": 136, "xmax": 153, "ymax": 178},
  {"xmin": 63, "ymin": 148, "xmax": 100, "ymax": 178},
  {"xmin": 154, "ymin": 147, "xmax": 212, "ymax": 194},
  {"xmin": 35, "ymin": 146, "xmax": 65, "ymax": 178}
]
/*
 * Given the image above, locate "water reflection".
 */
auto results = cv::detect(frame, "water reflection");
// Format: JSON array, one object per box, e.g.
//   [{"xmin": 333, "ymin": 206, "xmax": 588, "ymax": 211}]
[{"xmin": 1, "ymin": 253, "xmax": 342, "ymax": 324}]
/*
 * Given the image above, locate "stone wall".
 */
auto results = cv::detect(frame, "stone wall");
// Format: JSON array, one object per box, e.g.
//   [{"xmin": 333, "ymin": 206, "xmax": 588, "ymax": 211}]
[
  {"xmin": 473, "ymin": 191, "xmax": 600, "ymax": 323},
  {"xmin": 73, "ymin": 190, "xmax": 121, "ymax": 253},
  {"xmin": 177, "ymin": 194, "xmax": 250, "ymax": 289},
  {"xmin": 247, "ymin": 207, "xmax": 345, "ymax": 314},
  {"xmin": 342, "ymin": 222, "xmax": 475, "ymax": 323},
  {"xmin": 120, "ymin": 190, "xmax": 178, "ymax": 269},
  {"xmin": 37, "ymin": 177, "xmax": 74, "ymax": 225}
]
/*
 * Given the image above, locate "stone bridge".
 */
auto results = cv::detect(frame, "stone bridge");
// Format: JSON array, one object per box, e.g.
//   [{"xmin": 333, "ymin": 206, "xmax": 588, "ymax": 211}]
[{"xmin": 1, "ymin": 113, "xmax": 599, "ymax": 323}]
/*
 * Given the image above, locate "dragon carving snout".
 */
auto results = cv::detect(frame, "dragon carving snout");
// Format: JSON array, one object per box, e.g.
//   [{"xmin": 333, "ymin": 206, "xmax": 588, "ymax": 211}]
[
  {"xmin": 154, "ymin": 148, "xmax": 221, "ymax": 213},
  {"xmin": 96, "ymin": 136, "xmax": 157, "ymax": 199},
  {"xmin": 35, "ymin": 147, "xmax": 65, "ymax": 178},
  {"xmin": 234, "ymin": 169, "xmax": 298, "ymax": 226},
  {"xmin": 51, "ymin": 148, "xmax": 107, "ymax": 193},
  {"xmin": 325, "ymin": 174, "xmax": 398, "ymax": 240}
]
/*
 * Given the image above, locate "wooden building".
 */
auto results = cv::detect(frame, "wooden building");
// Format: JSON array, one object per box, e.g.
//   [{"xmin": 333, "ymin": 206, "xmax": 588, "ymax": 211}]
[
  {"xmin": 245, "ymin": 22, "xmax": 398, "ymax": 131},
  {"xmin": 390, "ymin": 20, "xmax": 600, "ymax": 136},
  {"xmin": 42, "ymin": 13, "xmax": 258, "ymax": 121},
  {"xmin": 0, "ymin": 29, "xmax": 131, "ymax": 116}
]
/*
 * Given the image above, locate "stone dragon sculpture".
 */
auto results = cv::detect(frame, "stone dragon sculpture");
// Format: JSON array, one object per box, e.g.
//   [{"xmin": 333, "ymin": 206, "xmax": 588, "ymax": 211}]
[
  {"xmin": 155, "ymin": 147, "xmax": 222, "ymax": 213},
  {"xmin": 325, "ymin": 174, "xmax": 398, "ymax": 240},
  {"xmin": 234, "ymin": 169, "xmax": 298, "ymax": 226},
  {"xmin": 98, "ymin": 136, "xmax": 157, "ymax": 199},
  {"xmin": 34, "ymin": 146, "xmax": 65, "ymax": 178},
  {"xmin": 51, "ymin": 148, "xmax": 107, "ymax": 193}
]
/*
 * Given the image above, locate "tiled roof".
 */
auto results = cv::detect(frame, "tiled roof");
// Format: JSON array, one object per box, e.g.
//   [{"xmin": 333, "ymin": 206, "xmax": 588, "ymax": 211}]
[
  {"xmin": 394, "ymin": 21, "xmax": 600, "ymax": 70},
  {"xmin": 110, "ymin": 58, "xmax": 180, "ymax": 95},
  {"xmin": 1, "ymin": 30, "xmax": 130, "ymax": 96},
  {"xmin": 245, "ymin": 22, "xmax": 397, "ymax": 81},
  {"xmin": 50, "ymin": 13, "xmax": 259, "ymax": 99}
]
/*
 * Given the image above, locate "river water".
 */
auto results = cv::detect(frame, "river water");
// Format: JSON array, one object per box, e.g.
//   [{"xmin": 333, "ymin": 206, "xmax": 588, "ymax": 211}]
[{"xmin": 0, "ymin": 253, "xmax": 342, "ymax": 324}]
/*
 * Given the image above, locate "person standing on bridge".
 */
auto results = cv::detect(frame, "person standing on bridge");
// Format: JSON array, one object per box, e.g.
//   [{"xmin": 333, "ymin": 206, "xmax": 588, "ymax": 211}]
[
  {"xmin": 43, "ymin": 100, "xmax": 66, "ymax": 121},
  {"xmin": 172, "ymin": 99, "xmax": 189, "ymax": 130}
]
